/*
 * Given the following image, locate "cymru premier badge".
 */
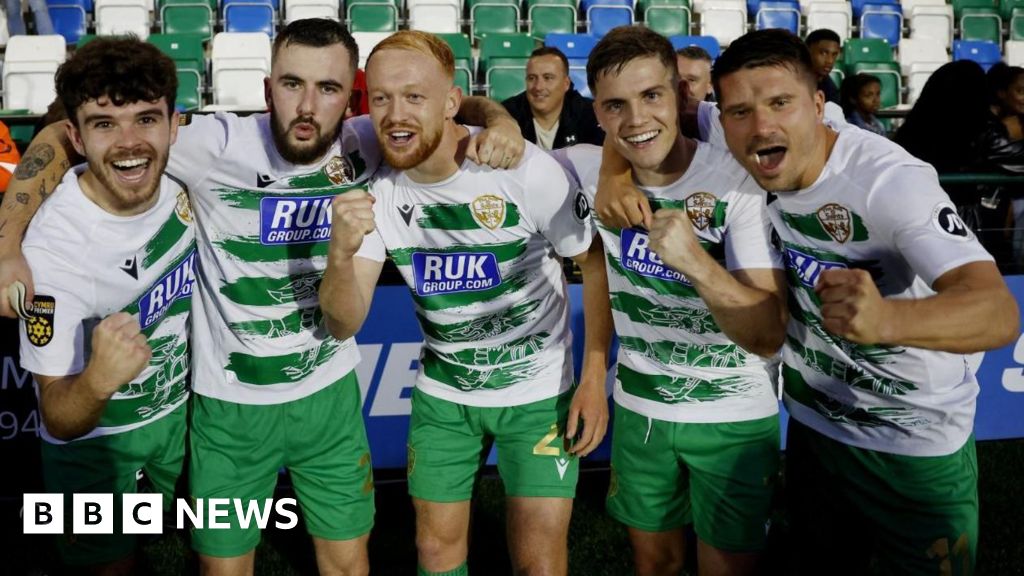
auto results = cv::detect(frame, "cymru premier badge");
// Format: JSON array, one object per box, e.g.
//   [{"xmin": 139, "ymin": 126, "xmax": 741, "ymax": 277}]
[
  {"xmin": 471, "ymin": 194, "xmax": 506, "ymax": 230},
  {"xmin": 685, "ymin": 192, "xmax": 717, "ymax": 231},
  {"xmin": 25, "ymin": 295, "xmax": 55, "ymax": 347},
  {"xmin": 816, "ymin": 203, "xmax": 852, "ymax": 243}
]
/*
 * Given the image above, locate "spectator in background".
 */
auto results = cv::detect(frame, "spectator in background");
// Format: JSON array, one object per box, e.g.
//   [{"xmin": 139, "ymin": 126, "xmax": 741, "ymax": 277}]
[
  {"xmin": 4, "ymin": 0, "xmax": 54, "ymax": 36},
  {"xmin": 0, "ymin": 121, "xmax": 21, "ymax": 193},
  {"xmin": 675, "ymin": 45, "xmax": 715, "ymax": 101},
  {"xmin": 840, "ymin": 73, "xmax": 886, "ymax": 135},
  {"xmin": 805, "ymin": 28, "xmax": 841, "ymax": 104},
  {"xmin": 988, "ymin": 62, "xmax": 1024, "ymax": 141},
  {"xmin": 896, "ymin": 60, "xmax": 1024, "ymax": 265},
  {"xmin": 502, "ymin": 46, "xmax": 605, "ymax": 150}
]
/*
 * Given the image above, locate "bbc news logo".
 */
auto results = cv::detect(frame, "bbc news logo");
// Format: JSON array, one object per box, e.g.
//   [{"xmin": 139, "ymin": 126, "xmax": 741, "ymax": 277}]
[{"xmin": 23, "ymin": 494, "xmax": 299, "ymax": 534}]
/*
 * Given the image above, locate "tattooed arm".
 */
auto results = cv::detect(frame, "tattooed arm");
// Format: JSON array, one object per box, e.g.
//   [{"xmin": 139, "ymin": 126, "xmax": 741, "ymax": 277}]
[{"xmin": 0, "ymin": 122, "xmax": 77, "ymax": 317}]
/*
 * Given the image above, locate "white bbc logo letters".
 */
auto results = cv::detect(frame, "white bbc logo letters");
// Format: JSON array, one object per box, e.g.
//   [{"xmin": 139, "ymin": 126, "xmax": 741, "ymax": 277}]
[
  {"xmin": 73, "ymin": 493, "xmax": 114, "ymax": 534},
  {"xmin": 122, "ymin": 493, "xmax": 163, "ymax": 534},
  {"xmin": 23, "ymin": 493, "xmax": 63, "ymax": 534}
]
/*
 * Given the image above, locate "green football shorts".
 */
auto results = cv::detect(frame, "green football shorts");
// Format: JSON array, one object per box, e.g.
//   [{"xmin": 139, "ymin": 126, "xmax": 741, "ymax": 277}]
[
  {"xmin": 407, "ymin": 388, "xmax": 579, "ymax": 501},
  {"xmin": 606, "ymin": 402, "xmax": 780, "ymax": 551},
  {"xmin": 42, "ymin": 402, "xmax": 187, "ymax": 566},
  {"xmin": 189, "ymin": 371, "xmax": 374, "ymax": 557},
  {"xmin": 786, "ymin": 418, "xmax": 978, "ymax": 576}
]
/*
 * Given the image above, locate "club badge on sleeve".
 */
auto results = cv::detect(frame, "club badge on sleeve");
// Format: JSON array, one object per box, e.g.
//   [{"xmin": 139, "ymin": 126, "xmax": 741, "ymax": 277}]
[{"xmin": 25, "ymin": 295, "xmax": 56, "ymax": 347}]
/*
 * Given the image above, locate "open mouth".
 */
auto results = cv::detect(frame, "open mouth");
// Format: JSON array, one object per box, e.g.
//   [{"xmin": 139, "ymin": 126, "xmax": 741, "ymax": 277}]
[
  {"xmin": 388, "ymin": 130, "xmax": 415, "ymax": 147},
  {"xmin": 624, "ymin": 130, "xmax": 659, "ymax": 146},
  {"xmin": 111, "ymin": 157, "xmax": 151, "ymax": 182},
  {"xmin": 755, "ymin": 146, "xmax": 786, "ymax": 172}
]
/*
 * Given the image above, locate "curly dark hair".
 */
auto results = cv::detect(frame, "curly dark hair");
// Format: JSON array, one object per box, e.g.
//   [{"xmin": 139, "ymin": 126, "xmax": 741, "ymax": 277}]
[{"xmin": 56, "ymin": 35, "xmax": 178, "ymax": 126}]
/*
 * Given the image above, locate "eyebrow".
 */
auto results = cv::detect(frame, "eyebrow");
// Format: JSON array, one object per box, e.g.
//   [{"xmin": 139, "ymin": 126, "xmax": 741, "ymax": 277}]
[
  {"xmin": 81, "ymin": 106, "xmax": 165, "ymax": 124},
  {"xmin": 279, "ymin": 74, "xmax": 344, "ymax": 90}
]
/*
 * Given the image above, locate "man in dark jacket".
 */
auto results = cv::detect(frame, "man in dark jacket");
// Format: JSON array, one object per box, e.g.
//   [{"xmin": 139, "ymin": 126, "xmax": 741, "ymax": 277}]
[{"xmin": 502, "ymin": 47, "xmax": 605, "ymax": 150}]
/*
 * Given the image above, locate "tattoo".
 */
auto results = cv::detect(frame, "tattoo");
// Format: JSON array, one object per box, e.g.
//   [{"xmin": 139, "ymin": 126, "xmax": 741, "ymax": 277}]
[
  {"xmin": 13, "ymin": 144, "xmax": 55, "ymax": 181},
  {"xmin": 38, "ymin": 182, "xmax": 50, "ymax": 202},
  {"xmin": 16, "ymin": 193, "xmax": 29, "ymax": 205}
]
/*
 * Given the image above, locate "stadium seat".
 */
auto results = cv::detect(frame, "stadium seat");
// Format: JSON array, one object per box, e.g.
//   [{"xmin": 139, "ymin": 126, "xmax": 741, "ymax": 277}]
[
  {"xmin": 843, "ymin": 38, "xmax": 895, "ymax": 66},
  {"xmin": 755, "ymin": 0, "xmax": 800, "ymax": 32},
  {"xmin": 352, "ymin": 31, "xmax": 392, "ymax": 67},
  {"xmin": 950, "ymin": 0, "xmax": 998, "ymax": 20},
  {"xmin": 699, "ymin": 0, "xmax": 747, "ymax": 46},
  {"xmin": 805, "ymin": 1, "xmax": 852, "ymax": 41},
  {"xmin": 908, "ymin": 4, "xmax": 953, "ymax": 48},
  {"xmin": 2, "ymin": 35, "xmax": 66, "ymax": 114},
  {"xmin": 95, "ymin": 0, "xmax": 151, "ymax": 38},
  {"xmin": 161, "ymin": 0, "xmax": 215, "ymax": 39},
  {"xmin": 1006, "ymin": 39, "xmax": 1024, "ymax": 64},
  {"xmin": 641, "ymin": 0, "xmax": 690, "ymax": 37},
  {"xmin": 46, "ymin": 0, "xmax": 88, "ymax": 44},
  {"xmin": 222, "ymin": 0, "xmax": 275, "ymax": 35},
  {"xmin": 898, "ymin": 37, "xmax": 949, "ymax": 75},
  {"xmin": 1010, "ymin": 6, "xmax": 1024, "ymax": 39},
  {"xmin": 347, "ymin": 0, "xmax": 399, "ymax": 32},
  {"xmin": 860, "ymin": 3, "xmax": 902, "ymax": 46},
  {"xmin": 469, "ymin": 0, "xmax": 520, "ymax": 40},
  {"xmin": 668, "ymin": 34, "xmax": 720, "ymax": 57},
  {"xmin": 849, "ymin": 61, "xmax": 902, "ymax": 107},
  {"xmin": 960, "ymin": 7, "xmax": 1002, "ymax": 46},
  {"xmin": 150, "ymin": 33, "xmax": 206, "ymax": 110},
  {"xmin": 408, "ymin": 0, "xmax": 461, "ymax": 33},
  {"xmin": 952, "ymin": 39, "xmax": 1001, "ymax": 70},
  {"xmin": 527, "ymin": 0, "xmax": 577, "ymax": 39},
  {"xmin": 284, "ymin": 0, "xmax": 339, "ymax": 21},
  {"xmin": 851, "ymin": 0, "xmax": 897, "ymax": 18},
  {"xmin": 829, "ymin": 67, "xmax": 844, "ymax": 88},
  {"xmin": 583, "ymin": 0, "xmax": 635, "ymax": 37},
  {"xmin": 480, "ymin": 33, "xmax": 534, "ymax": 100},
  {"xmin": 438, "ymin": 32, "xmax": 475, "ymax": 93},
  {"xmin": 546, "ymin": 33, "xmax": 597, "ymax": 96},
  {"xmin": 209, "ymin": 32, "xmax": 272, "ymax": 109},
  {"xmin": 906, "ymin": 60, "xmax": 942, "ymax": 102}
]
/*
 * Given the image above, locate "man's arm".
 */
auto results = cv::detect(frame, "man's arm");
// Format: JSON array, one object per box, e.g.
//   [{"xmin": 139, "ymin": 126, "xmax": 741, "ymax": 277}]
[
  {"xmin": 816, "ymin": 262, "xmax": 1019, "ymax": 353},
  {"xmin": 566, "ymin": 237, "xmax": 612, "ymax": 457},
  {"xmin": 36, "ymin": 312, "xmax": 151, "ymax": 441},
  {"xmin": 594, "ymin": 135, "xmax": 652, "ymax": 230},
  {"xmin": 648, "ymin": 209, "xmax": 788, "ymax": 357},
  {"xmin": 320, "ymin": 190, "xmax": 384, "ymax": 340},
  {"xmin": 0, "ymin": 122, "xmax": 78, "ymax": 317},
  {"xmin": 456, "ymin": 95, "xmax": 525, "ymax": 169}
]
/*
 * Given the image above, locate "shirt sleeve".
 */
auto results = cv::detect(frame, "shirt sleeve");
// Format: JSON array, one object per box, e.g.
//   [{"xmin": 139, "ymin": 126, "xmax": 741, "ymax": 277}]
[
  {"xmin": 723, "ymin": 177, "xmax": 784, "ymax": 271},
  {"xmin": 18, "ymin": 247, "xmax": 94, "ymax": 378},
  {"xmin": 166, "ymin": 112, "xmax": 230, "ymax": 192},
  {"xmin": 521, "ymin": 149, "xmax": 595, "ymax": 259},
  {"xmin": 355, "ymin": 228, "xmax": 387, "ymax": 262},
  {"xmin": 867, "ymin": 165, "xmax": 995, "ymax": 287}
]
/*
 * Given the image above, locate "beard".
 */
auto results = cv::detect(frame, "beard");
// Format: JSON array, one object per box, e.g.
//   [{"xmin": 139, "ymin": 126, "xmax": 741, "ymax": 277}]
[
  {"xmin": 271, "ymin": 110, "xmax": 341, "ymax": 164},
  {"xmin": 380, "ymin": 123, "xmax": 443, "ymax": 170},
  {"xmin": 92, "ymin": 145, "xmax": 167, "ymax": 212}
]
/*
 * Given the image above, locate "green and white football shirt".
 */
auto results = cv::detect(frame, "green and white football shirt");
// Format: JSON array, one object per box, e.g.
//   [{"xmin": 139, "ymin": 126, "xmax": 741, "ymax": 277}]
[
  {"xmin": 360, "ymin": 134, "xmax": 594, "ymax": 407},
  {"xmin": 167, "ymin": 113, "xmax": 381, "ymax": 404},
  {"xmin": 770, "ymin": 126, "xmax": 993, "ymax": 457},
  {"xmin": 20, "ymin": 165, "xmax": 195, "ymax": 443},
  {"xmin": 555, "ymin": 143, "xmax": 782, "ymax": 423}
]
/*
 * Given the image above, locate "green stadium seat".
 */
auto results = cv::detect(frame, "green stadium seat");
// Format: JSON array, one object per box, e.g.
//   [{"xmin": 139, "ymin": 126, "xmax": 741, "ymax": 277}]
[
  {"xmin": 641, "ymin": 0, "xmax": 691, "ymax": 36},
  {"xmin": 1000, "ymin": 0, "xmax": 1024, "ymax": 19},
  {"xmin": 950, "ymin": 0, "xmax": 998, "ymax": 20},
  {"xmin": 961, "ymin": 7, "xmax": 1003, "ymax": 46},
  {"xmin": 480, "ymin": 33, "xmax": 535, "ymax": 100},
  {"xmin": 437, "ymin": 32, "xmax": 475, "ymax": 94},
  {"xmin": 850, "ymin": 61, "xmax": 902, "ymax": 108},
  {"xmin": 527, "ymin": 0, "xmax": 577, "ymax": 40},
  {"xmin": 347, "ymin": 0, "xmax": 400, "ymax": 32},
  {"xmin": 469, "ymin": 0, "xmax": 521, "ymax": 41},
  {"xmin": 160, "ymin": 0, "xmax": 215, "ymax": 39},
  {"xmin": 843, "ymin": 38, "xmax": 895, "ymax": 65},
  {"xmin": 829, "ymin": 67, "xmax": 845, "ymax": 89},
  {"xmin": 1013, "ymin": 6, "xmax": 1024, "ymax": 39},
  {"xmin": 150, "ymin": 34, "xmax": 207, "ymax": 111}
]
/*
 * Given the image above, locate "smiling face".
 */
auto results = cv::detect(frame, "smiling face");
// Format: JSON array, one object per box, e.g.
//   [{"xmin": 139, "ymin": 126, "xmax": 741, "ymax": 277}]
[
  {"xmin": 717, "ymin": 64, "xmax": 827, "ymax": 192},
  {"xmin": 526, "ymin": 54, "xmax": 570, "ymax": 117},
  {"xmin": 366, "ymin": 46, "xmax": 459, "ymax": 171},
  {"xmin": 593, "ymin": 56, "xmax": 680, "ymax": 181},
  {"xmin": 69, "ymin": 96, "xmax": 178, "ymax": 215},
  {"xmin": 266, "ymin": 41, "xmax": 353, "ymax": 164}
]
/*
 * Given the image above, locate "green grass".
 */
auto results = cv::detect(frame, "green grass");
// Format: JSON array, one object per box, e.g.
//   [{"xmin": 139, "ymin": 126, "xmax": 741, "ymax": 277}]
[{"xmin": 7, "ymin": 439, "xmax": 1024, "ymax": 575}]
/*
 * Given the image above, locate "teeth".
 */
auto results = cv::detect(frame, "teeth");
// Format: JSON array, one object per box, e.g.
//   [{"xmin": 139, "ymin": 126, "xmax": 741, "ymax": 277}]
[
  {"xmin": 625, "ymin": 130, "xmax": 658, "ymax": 144},
  {"xmin": 112, "ymin": 158, "xmax": 148, "ymax": 168},
  {"xmin": 391, "ymin": 132, "xmax": 412, "ymax": 138}
]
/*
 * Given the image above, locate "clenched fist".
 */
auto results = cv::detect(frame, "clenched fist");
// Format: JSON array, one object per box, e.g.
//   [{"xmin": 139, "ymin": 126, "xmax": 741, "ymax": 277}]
[
  {"xmin": 648, "ymin": 209, "xmax": 705, "ymax": 278},
  {"xmin": 329, "ymin": 190, "xmax": 377, "ymax": 258},
  {"xmin": 86, "ymin": 312, "xmax": 151, "ymax": 398},
  {"xmin": 815, "ymin": 268, "xmax": 892, "ymax": 345}
]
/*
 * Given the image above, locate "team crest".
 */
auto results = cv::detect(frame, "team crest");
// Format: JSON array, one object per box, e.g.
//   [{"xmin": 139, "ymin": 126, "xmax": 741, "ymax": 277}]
[
  {"xmin": 324, "ymin": 155, "xmax": 355, "ymax": 185},
  {"xmin": 25, "ymin": 295, "xmax": 55, "ymax": 347},
  {"xmin": 471, "ymin": 194, "xmax": 506, "ymax": 230},
  {"xmin": 685, "ymin": 192, "xmax": 717, "ymax": 230},
  {"xmin": 816, "ymin": 203, "xmax": 852, "ymax": 243},
  {"xmin": 175, "ymin": 189, "xmax": 193, "ymax": 224}
]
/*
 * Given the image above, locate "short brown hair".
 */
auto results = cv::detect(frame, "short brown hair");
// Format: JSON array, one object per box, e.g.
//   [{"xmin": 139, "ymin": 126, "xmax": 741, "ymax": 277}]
[
  {"xmin": 366, "ymin": 30, "xmax": 454, "ymax": 81},
  {"xmin": 712, "ymin": 29, "xmax": 817, "ymax": 101},
  {"xmin": 56, "ymin": 36, "xmax": 178, "ymax": 126},
  {"xmin": 273, "ymin": 18, "xmax": 359, "ymax": 76},
  {"xmin": 586, "ymin": 25, "xmax": 677, "ymax": 95},
  {"xmin": 530, "ymin": 46, "xmax": 569, "ymax": 75}
]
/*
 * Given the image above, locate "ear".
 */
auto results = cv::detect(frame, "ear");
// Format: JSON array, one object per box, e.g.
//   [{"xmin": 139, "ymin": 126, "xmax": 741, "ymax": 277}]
[
  {"xmin": 445, "ymin": 83, "xmax": 462, "ymax": 121},
  {"xmin": 814, "ymin": 87, "xmax": 825, "ymax": 121},
  {"xmin": 264, "ymin": 76, "xmax": 273, "ymax": 111},
  {"xmin": 65, "ymin": 119, "xmax": 86, "ymax": 158},
  {"xmin": 169, "ymin": 110, "xmax": 181, "ymax": 146}
]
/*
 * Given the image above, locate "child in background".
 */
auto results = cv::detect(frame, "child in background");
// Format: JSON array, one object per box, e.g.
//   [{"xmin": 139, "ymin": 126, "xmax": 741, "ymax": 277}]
[{"xmin": 840, "ymin": 73, "xmax": 886, "ymax": 136}]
